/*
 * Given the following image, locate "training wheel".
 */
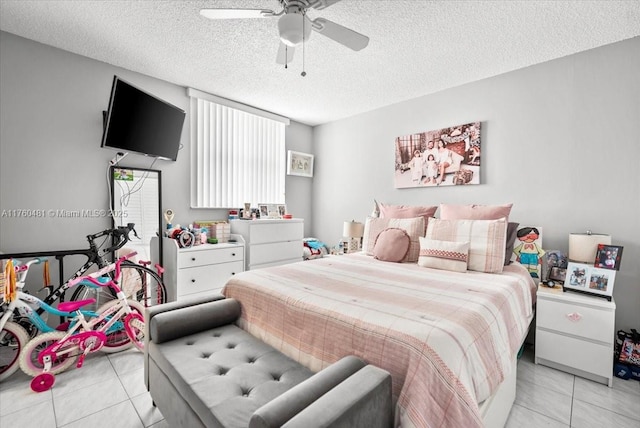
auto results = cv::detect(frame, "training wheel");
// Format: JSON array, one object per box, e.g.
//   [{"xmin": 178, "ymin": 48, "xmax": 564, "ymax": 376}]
[{"xmin": 31, "ymin": 373, "xmax": 55, "ymax": 392}]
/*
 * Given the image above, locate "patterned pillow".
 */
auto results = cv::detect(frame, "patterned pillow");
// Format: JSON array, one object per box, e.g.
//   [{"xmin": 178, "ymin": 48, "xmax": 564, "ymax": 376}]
[
  {"xmin": 439, "ymin": 203, "xmax": 513, "ymax": 221},
  {"xmin": 362, "ymin": 216, "xmax": 425, "ymax": 262},
  {"xmin": 418, "ymin": 238, "xmax": 470, "ymax": 272},
  {"xmin": 373, "ymin": 228, "xmax": 411, "ymax": 263},
  {"xmin": 425, "ymin": 218, "xmax": 507, "ymax": 273}
]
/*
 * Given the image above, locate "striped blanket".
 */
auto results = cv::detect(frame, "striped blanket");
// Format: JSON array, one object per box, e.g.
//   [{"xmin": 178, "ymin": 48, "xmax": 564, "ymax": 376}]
[{"xmin": 223, "ymin": 254, "xmax": 535, "ymax": 427}]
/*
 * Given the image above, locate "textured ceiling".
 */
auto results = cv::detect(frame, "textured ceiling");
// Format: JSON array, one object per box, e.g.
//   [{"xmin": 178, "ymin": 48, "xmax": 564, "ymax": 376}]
[{"xmin": 1, "ymin": 0, "xmax": 639, "ymax": 126}]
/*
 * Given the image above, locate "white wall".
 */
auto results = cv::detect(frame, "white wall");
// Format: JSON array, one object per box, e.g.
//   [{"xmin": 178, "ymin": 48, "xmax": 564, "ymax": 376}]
[
  {"xmin": 0, "ymin": 31, "xmax": 313, "ymax": 283},
  {"xmin": 312, "ymin": 37, "xmax": 640, "ymax": 332}
]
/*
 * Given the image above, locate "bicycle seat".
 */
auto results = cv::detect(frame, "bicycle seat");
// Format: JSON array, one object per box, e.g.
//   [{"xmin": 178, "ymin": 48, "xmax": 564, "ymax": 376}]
[{"xmin": 58, "ymin": 298, "xmax": 96, "ymax": 313}]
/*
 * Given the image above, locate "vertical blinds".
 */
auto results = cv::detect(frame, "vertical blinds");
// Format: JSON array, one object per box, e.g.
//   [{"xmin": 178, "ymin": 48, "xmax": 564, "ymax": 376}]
[{"xmin": 190, "ymin": 96, "xmax": 286, "ymax": 208}]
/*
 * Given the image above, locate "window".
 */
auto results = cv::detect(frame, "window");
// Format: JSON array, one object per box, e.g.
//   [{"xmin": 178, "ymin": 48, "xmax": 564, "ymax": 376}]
[{"xmin": 188, "ymin": 89, "xmax": 289, "ymax": 208}]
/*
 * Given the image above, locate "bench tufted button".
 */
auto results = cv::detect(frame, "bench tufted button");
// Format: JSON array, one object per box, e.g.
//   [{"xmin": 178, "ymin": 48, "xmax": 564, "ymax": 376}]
[
  {"xmin": 272, "ymin": 374, "xmax": 280, "ymax": 381},
  {"xmin": 202, "ymin": 353, "xmax": 211, "ymax": 359},
  {"xmin": 227, "ymin": 343, "xmax": 235, "ymax": 349},
  {"xmin": 186, "ymin": 341, "xmax": 195, "ymax": 345},
  {"xmin": 212, "ymin": 332, "xmax": 221, "ymax": 337}
]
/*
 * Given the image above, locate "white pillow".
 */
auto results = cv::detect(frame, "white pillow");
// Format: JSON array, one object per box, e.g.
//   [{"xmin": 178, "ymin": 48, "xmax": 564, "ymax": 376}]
[
  {"xmin": 418, "ymin": 238, "xmax": 470, "ymax": 273},
  {"xmin": 425, "ymin": 218, "xmax": 507, "ymax": 273}
]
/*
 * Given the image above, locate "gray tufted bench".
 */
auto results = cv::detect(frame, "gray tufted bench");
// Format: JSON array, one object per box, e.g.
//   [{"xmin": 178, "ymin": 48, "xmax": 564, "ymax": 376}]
[{"xmin": 144, "ymin": 295, "xmax": 393, "ymax": 428}]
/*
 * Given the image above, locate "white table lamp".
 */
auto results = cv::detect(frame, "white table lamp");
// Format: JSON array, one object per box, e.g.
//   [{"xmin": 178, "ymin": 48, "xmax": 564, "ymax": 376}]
[
  {"xmin": 343, "ymin": 221, "xmax": 364, "ymax": 253},
  {"xmin": 568, "ymin": 231, "xmax": 611, "ymax": 263}
]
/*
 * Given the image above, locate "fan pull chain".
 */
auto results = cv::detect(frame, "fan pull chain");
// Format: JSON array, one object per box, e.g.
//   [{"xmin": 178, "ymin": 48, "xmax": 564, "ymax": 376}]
[
  {"xmin": 285, "ymin": 45, "xmax": 288, "ymax": 69},
  {"xmin": 301, "ymin": 13, "xmax": 306, "ymax": 77}
]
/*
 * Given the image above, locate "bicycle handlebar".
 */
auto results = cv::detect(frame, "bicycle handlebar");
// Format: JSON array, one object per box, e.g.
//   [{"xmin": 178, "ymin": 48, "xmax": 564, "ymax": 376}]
[
  {"xmin": 67, "ymin": 252, "xmax": 137, "ymax": 288},
  {"xmin": 88, "ymin": 223, "xmax": 139, "ymax": 255}
]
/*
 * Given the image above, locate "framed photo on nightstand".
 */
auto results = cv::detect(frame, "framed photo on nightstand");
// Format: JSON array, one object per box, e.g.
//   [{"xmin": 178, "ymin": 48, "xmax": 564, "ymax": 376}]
[
  {"xmin": 565, "ymin": 262, "xmax": 616, "ymax": 300},
  {"xmin": 594, "ymin": 244, "xmax": 623, "ymax": 270}
]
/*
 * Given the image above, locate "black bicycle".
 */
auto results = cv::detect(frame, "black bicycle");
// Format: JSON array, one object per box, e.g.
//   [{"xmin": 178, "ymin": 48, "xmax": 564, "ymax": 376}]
[{"xmin": 1, "ymin": 224, "xmax": 166, "ymax": 329}]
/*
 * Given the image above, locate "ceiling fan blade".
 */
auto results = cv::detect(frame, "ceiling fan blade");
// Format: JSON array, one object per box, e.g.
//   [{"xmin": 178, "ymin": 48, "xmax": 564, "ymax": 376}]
[
  {"xmin": 276, "ymin": 42, "xmax": 295, "ymax": 65},
  {"xmin": 308, "ymin": 0, "xmax": 342, "ymax": 10},
  {"xmin": 311, "ymin": 18, "xmax": 369, "ymax": 51},
  {"xmin": 200, "ymin": 9, "xmax": 275, "ymax": 19}
]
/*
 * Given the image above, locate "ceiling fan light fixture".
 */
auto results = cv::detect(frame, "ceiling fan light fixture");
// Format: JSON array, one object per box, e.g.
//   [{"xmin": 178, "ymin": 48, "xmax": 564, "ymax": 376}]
[{"xmin": 278, "ymin": 13, "xmax": 311, "ymax": 47}]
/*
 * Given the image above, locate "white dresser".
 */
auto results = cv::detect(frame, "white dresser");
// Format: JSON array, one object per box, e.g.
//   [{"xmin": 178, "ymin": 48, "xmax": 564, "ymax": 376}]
[
  {"xmin": 535, "ymin": 285, "xmax": 616, "ymax": 386},
  {"xmin": 152, "ymin": 235, "xmax": 245, "ymax": 302},
  {"xmin": 230, "ymin": 219, "xmax": 303, "ymax": 270}
]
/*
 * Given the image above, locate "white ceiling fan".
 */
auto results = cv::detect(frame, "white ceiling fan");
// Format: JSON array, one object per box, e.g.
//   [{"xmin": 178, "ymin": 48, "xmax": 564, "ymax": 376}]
[{"xmin": 200, "ymin": 0, "xmax": 369, "ymax": 65}]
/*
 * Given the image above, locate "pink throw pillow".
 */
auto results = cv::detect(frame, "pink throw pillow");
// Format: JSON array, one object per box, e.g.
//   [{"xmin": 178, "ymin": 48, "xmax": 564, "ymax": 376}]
[
  {"xmin": 362, "ymin": 217, "xmax": 425, "ymax": 262},
  {"xmin": 379, "ymin": 203, "xmax": 438, "ymax": 226},
  {"xmin": 373, "ymin": 228, "xmax": 411, "ymax": 263},
  {"xmin": 439, "ymin": 203, "xmax": 513, "ymax": 221}
]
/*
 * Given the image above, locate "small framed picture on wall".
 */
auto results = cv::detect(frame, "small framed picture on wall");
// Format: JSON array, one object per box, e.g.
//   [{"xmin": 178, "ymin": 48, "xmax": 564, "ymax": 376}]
[{"xmin": 287, "ymin": 151, "xmax": 314, "ymax": 178}]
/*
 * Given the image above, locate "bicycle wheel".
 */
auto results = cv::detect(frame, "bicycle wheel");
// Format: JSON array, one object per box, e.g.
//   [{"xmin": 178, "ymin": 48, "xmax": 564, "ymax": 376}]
[
  {"xmin": 0, "ymin": 321, "xmax": 30, "ymax": 382},
  {"xmin": 124, "ymin": 313, "xmax": 145, "ymax": 352},
  {"xmin": 95, "ymin": 299, "xmax": 145, "ymax": 354},
  {"xmin": 19, "ymin": 331, "xmax": 79, "ymax": 377},
  {"xmin": 70, "ymin": 262, "xmax": 166, "ymax": 310}
]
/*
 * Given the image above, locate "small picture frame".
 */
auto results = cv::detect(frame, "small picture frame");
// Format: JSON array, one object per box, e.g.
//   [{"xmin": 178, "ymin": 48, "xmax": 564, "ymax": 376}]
[
  {"xmin": 565, "ymin": 262, "xmax": 616, "ymax": 299},
  {"xmin": 549, "ymin": 266, "xmax": 567, "ymax": 283},
  {"xmin": 258, "ymin": 204, "xmax": 269, "ymax": 219},
  {"xmin": 287, "ymin": 150, "xmax": 314, "ymax": 177},
  {"xmin": 258, "ymin": 203, "xmax": 281, "ymax": 219},
  {"xmin": 277, "ymin": 204, "xmax": 287, "ymax": 217},
  {"xmin": 594, "ymin": 244, "xmax": 623, "ymax": 270}
]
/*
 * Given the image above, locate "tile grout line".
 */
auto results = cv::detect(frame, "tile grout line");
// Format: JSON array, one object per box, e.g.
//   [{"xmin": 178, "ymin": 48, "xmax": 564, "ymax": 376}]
[
  {"xmin": 569, "ymin": 375, "xmax": 575, "ymax": 428},
  {"xmin": 108, "ymin": 353, "xmax": 147, "ymax": 427}
]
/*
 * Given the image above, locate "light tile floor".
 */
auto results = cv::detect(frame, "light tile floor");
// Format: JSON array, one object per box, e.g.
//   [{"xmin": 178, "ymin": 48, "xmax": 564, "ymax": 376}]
[{"xmin": 1, "ymin": 344, "xmax": 639, "ymax": 427}]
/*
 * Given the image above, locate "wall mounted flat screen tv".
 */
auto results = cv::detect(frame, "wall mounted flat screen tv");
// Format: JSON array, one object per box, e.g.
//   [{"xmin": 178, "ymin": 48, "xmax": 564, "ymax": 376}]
[{"xmin": 101, "ymin": 76, "xmax": 185, "ymax": 161}]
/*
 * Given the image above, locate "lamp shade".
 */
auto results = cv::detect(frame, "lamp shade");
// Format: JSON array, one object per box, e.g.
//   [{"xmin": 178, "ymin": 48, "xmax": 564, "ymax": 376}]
[
  {"xmin": 343, "ymin": 221, "xmax": 364, "ymax": 239},
  {"xmin": 569, "ymin": 232, "xmax": 611, "ymax": 263},
  {"xmin": 278, "ymin": 13, "xmax": 312, "ymax": 47}
]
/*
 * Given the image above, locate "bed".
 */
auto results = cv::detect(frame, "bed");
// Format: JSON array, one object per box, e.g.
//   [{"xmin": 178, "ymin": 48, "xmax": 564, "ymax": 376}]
[{"xmin": 222, "ymin": 253, "xmax": 536, "ymax": 428}]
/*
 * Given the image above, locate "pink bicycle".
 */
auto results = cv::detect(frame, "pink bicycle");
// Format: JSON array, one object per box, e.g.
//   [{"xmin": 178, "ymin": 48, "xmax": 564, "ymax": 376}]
[{"xmin": 19, "ymin": 253, "xmax": 146, "ymax": 392}]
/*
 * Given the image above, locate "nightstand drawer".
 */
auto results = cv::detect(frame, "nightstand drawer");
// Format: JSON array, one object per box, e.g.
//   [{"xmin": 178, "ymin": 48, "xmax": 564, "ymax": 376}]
[
  {"xmin": 537, "ymin": 298, "xmax": 614, "ymax": 343},
  {"xmin": 178, "ymin": 247, "xmax": 242, "ymax": 268},
  {"xmin": 536, "ymin": 329, "xmax": 613, "ymax": 379}
]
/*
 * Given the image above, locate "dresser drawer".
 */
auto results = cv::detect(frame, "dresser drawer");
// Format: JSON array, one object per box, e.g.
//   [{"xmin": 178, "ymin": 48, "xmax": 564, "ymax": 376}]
[
  {"xmin": 536, "ymin": 329, "xmax": 613, "ymax": 379},
  {"xmin": 537, "ymin": 298, "xmax": 614, "ymax": 344},
  {"xmin": 176, "ymin": 261, "xmax": 244, "ymax": 297},
  {"xmin": 250, "ymin": 241, "xmax": 302, "ymax": 266},
  {"xmin": 177, "ymin": 246, "xmax": 243, "ymax": 268},
  {"xmin": 250, "ymin": 222, "xmax": 303, "ymax": 244}
]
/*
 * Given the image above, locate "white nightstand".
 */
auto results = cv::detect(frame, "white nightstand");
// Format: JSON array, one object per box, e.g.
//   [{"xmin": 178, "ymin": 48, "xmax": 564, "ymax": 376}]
[{"xmin": 535, "ymin": 285, "xmax": 615, "ymax": 387}]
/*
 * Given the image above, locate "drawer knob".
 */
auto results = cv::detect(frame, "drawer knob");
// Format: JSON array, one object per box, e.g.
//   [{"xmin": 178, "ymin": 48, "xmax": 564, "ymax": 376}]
[
  {"xmin": 232, "ymin": 253, "xmax": 236, "ymax": 256},
  {"xmin": 191, "ymin": 279, "xmax": 196, "ymax": 283},
  {"xmin": 566, "ymin": 312, "xmax": 582, "ymax": 322},
  {"xmin": 231, "ymin": 272, "xmax": 235, "ymax": 275},
  {"xmin": 191, "ymin": 257, "xmax": 196, "ymax": 261}
]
